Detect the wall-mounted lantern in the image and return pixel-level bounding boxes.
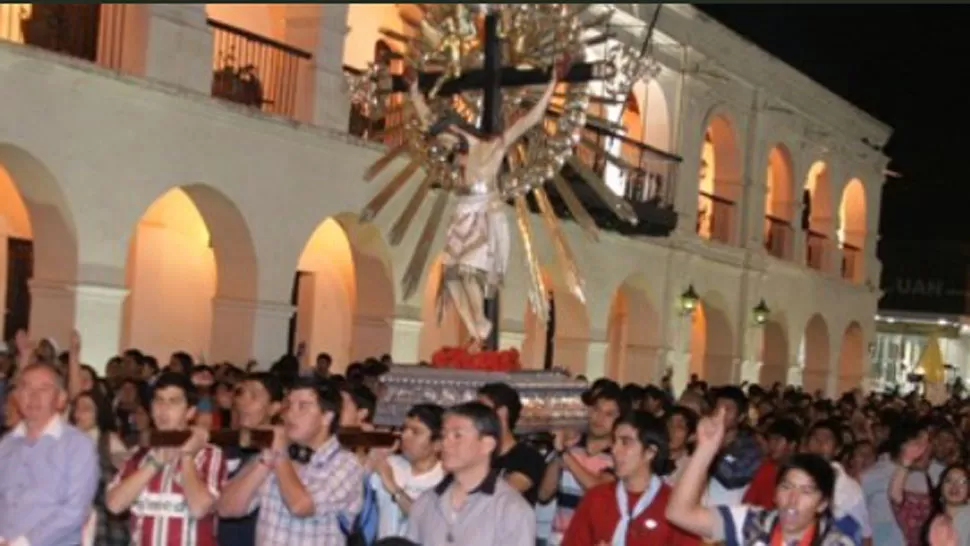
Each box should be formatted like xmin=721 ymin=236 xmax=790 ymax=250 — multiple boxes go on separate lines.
xmin=751 ymin=299 xmax=771 ymax=326
xmin=679 ymin=284 xmax=700 ymax=316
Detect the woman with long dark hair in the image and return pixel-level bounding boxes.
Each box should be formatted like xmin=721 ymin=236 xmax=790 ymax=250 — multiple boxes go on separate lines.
xmin=71 ymin=389 xmax=131 ymax=546
xmin=667 ymin=406 xmax=855 ymax=545
xmin=920 ymin=464 xmax=970 ymax=546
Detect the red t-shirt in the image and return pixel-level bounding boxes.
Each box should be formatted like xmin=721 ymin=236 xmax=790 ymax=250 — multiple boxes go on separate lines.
xmin=742 ymin=458 xmax=778 ymax=509
xmin=562 ymin=481 xmax=700 ymax=546
xmin=111 ymin=445 xmax=226 ymax=546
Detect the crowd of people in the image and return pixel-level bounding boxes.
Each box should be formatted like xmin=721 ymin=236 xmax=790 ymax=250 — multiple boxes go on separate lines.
xmin=0 ymin=330 xmax=968 ymax=546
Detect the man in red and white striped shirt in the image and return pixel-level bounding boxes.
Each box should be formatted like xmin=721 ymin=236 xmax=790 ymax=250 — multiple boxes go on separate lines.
xmin=107 ymin=372 xmax=227 ymax=546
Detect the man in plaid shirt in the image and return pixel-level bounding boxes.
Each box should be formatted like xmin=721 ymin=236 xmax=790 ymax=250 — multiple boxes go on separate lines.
xmin=218 ymin=378 xmax=364 ymax=546
xmin=106 ymin=372 xmax=226 ymax=546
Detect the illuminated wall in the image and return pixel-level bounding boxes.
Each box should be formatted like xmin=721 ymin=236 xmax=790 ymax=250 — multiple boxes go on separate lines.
xmin=123 ymin=189 xmax=216 ymax=362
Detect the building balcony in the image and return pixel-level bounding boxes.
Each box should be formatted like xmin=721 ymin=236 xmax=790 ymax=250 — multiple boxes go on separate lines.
xmin=841 ymin=241 xmax=861 ymax=283
xmin=0 ymin=4 xmax=126 ymax=70
xmin=764 ymin=215 xmax=793 ymax=260
xmin=208 ymin=18 xmax=312 ymax=120
xmin=696 ymin=191 xmax=735 ymax=245
xmin=806 ymin=230 xmax=829 ymax=272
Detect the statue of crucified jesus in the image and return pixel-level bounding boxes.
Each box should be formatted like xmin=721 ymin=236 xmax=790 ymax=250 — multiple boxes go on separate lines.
xmin=404 ymin=56 xmax=569 ymax=349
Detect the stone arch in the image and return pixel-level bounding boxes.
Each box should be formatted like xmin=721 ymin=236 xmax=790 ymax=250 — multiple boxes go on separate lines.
xmin=519 ymin=268 xmax=553 ymax=370
xmin=122 ymin=184 xmax=258 ymax=363
xmin=839 ymin=178 xmax=867 ymax=283
xmin=800 ymin=313 xmax=831 ymax=395
xmin=294 ymin=213 xmax=395 ymax=372
xmin=697 ymin=110 xmax=742 ymax=244
xmin=759 ymin=320 xmax=789 ymax=387
xmin=688 ymin=293 xmax=735 ymax=386
xmin=764 ymin=144 xmax=796 ymax=259
xmin=0 ymin=144 xmax=78 ymax=343
xmin=545 ymin=271 xmax=590 ymax=376
xmin=837 ymin=321 xmax=866 ymax=394
xmin=605 ymin=274 xmax=661 ymax=384
xmin=804 ymin=161 xmax=834 ymax=271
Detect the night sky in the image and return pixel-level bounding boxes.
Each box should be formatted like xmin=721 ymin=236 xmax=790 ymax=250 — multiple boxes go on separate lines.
xmin=696 ymin=5 xmax=968 ymax=245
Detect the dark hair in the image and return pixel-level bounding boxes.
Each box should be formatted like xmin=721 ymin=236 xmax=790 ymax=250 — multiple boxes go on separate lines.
xmin=666 ymin=405 xmax=699 ymax=454
xmin=446 ymin=401 xmax=501 ymax=450
xmin=316 ymin=352 xmax=332 ymax=365
xmin=290 ymin=377 xmax=342 ymax=434
xmin=713 ymin=385 xmax=749 ymax=416
xmin=340 ymin=383 xmax=377 ymax=423
xmin=582 ymin=378 xmax=620 ymax=406
xmin=143 ymin=356 xmax=160 ymax=375
xmin=72 ymin=389 xmax=117 ymax=433
xmin=153 ymin=371 xmax=199 ymax=407
xmin=615 ymin=411 xmax=676 ymax=476
xmin=766 ymin=417 xmax=804 ymax=445
xmin=590 ymin=383 xmax=631 ymax=416
xmin=407 ymin=403 xmax=445 ymax=440
xmin=777 ymin=452 xmax=837 ymax=505
xmin=886 ymin=417 xmax=927 ymax=459
xmin=243 ymin=372 xmax=284 ymax=402
xmin=478 ymin=382 xmax=523 ymax=430
xmin=169 ymin=351 xmax=194 ymax=374
xmin=124 ymin=349 xmax=145 ymax=367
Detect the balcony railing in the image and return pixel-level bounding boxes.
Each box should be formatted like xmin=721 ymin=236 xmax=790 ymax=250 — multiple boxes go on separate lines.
xmin=208 ymin=18 xmax=311 ymax=119
xmin=806 ymin=230 xmax=828 ymax=271
xmin=697 ymin=191 xmax=734 ymax=244
xmin=0 ymin=4 xmax=126 ymax=68
xmin=841 ymin=242 xmax=861 ymax=282
xmin=764 ymin=215 xmax=793 ymax=260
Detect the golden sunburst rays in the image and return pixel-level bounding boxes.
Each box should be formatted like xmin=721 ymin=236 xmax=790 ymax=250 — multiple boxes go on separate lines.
xmin=360 ymin=160 xmax=421 ymax=222
xmin=402 ymin=189 xmax=450 ymax=301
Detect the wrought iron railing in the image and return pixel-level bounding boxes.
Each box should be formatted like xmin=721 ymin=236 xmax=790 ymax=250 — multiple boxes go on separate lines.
xmin=697 ymin=191 xmax=734 ymax=244
xmin=806 ymin=230 xmax=828 ymax=271
xmin=208 ymin=18 xmax=311 ymax=119
xmin=764 ymin=215 xmax=793 ymax=260
xmin=841 ymin=242 xmax=861 ymax=282
xmin=0 ymin=4 xmax=125 ymax=68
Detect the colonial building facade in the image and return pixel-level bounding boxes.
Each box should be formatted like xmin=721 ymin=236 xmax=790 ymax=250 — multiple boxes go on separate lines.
xmin=0 ymin=4 xmax=890 ymax=395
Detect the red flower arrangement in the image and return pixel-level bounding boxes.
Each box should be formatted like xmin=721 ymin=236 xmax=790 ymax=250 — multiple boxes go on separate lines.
xmin=430 ymin=344 xmax=521 ymax=372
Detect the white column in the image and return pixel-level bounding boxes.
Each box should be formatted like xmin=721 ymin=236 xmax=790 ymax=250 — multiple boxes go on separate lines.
xmin=210 ymin=298 xmax=294 ymax=369
xmin=585 ymin=339 xmax=609 ymax=380
xmin=740 ymin=326 xmax=764 ymax=385
xmin=142 ymin=4 xmax=213 ymax=95
xmin=312 ymin=4 xmax=351 ymax=131
xmin=391 ymin=317 xmax=422 ymax=364
xmin=27 ymin=278 xmax=75 ymax=355
xmin=74 ymin=283 xmax=129 ymax=373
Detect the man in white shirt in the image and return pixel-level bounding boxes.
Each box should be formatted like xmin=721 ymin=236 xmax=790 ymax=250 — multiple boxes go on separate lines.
xmin=369 ymin=404 xmax=445 ymax=539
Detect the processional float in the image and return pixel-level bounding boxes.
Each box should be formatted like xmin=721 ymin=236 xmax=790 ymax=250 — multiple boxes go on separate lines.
xmin=344 ymin=4 xmax=679 ymax=434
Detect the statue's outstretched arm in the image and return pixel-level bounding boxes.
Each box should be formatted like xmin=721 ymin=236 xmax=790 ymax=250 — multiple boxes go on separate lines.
xmin=501 ymin=73 xmax=557 ymax=149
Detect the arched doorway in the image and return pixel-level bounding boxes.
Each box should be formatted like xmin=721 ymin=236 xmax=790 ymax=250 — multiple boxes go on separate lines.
xmin=804 ymin=161 xmax=833 ymax=272
xmin=697 ymin=114 xmax=742 ymax=245
xmin=0 ymin=145 xmax=77 ymax=346
xmin=837 ymin=322 xmax=865 ymax=393
xmin=294 ymin=214 xmax=395 ymax=371
xmin=688 ymin=299 xmax=735 ymax=386
xmin=759 ymin=320 xmax=789 ymax=387
xmin=123 ymin=185 xmax=257 ymax=363
xmin=764 ymin=145 xmax=795 ymax=260
xmin=800 ymin=314 xmax=831 ymax=395
xmin=549 ymin=281 xmax=589 ymax=376
xmin=418 ymin=254 xmax=468 ymax=361
xmin=605 ymin=275 xmax=660 ymax=384
xmin=839 ymin=179 xmax=867 ymax=284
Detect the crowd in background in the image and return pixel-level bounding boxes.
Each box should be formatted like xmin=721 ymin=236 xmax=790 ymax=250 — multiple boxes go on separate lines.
xmin=1 ymin=329 xmax=969 ymax=546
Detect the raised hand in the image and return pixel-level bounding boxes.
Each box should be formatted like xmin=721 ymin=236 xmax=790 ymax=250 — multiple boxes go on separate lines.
xmin=180 ymin=426 xmax=210 ymax=458
xmin=696 ymin=406 xmax=727 ymax=451
xmin=900 ymin=433 xmax=929 ymax=467
xmin=70 ymin=330 xmax=81 ymax=357
xmin=14 ymin=329 xmax=30 ymax=353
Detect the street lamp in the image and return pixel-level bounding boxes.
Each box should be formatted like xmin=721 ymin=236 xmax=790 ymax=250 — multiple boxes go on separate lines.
xmin=679 ymin=284 xmax=700 ymax=316
xmin=751 ymin=299 xmax=771 ymax=326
